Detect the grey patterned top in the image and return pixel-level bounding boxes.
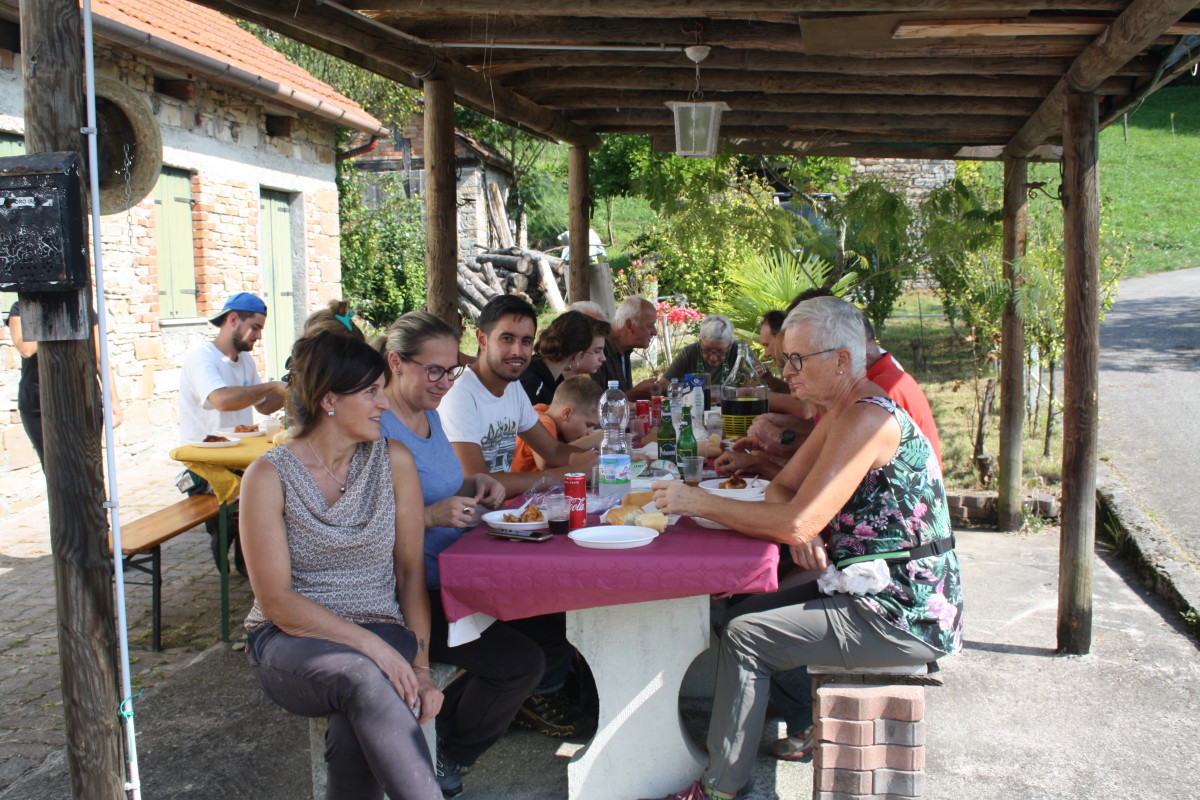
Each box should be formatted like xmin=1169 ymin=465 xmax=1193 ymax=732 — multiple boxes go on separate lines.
xmin=245 ymin=438 xmax=403 ymax=630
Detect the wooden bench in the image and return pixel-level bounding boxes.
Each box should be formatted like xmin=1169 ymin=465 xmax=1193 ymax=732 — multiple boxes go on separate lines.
xmin=111 ymin=494 xmax=222 ymax=651
xmin=309 ymin=662 xmax=464 ymax=799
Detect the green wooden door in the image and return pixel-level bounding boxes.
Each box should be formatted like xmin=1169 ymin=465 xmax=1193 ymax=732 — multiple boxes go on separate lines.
xmin=259 ymin=189 xmax=295 ymax=380
xmin=0 ymin=134 xmax=25 ymax=313
xmin=153 ymin=167 xmax=198 ymax=319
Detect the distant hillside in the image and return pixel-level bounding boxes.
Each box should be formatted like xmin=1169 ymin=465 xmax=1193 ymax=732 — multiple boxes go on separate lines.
xmin=1099 ymin=83 xmax=1200 ymax=277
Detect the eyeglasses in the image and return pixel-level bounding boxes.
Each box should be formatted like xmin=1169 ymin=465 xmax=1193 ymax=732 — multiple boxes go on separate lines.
xmin=701 ymin=346 xmax=730 ymax=359
xmin=780 ymin=349 xmax=837 ymax=372
xmin=402 ymin=356 xmax=466 ymax=383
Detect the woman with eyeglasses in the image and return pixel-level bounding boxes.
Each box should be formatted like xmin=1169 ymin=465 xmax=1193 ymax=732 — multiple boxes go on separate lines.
xmin=646 ymin=297 xmax=961 ymax=800
xmin=661 ymin=313 xmax=740 ymax=385
xmin=374 ymin=312 xmax=568 ymax=798
xmin=518 ymin=310 xmax=610 ymax=405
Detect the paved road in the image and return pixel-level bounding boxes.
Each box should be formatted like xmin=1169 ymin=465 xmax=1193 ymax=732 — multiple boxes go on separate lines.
xmin=1099 ymin=266 xmax=1200 ymax=578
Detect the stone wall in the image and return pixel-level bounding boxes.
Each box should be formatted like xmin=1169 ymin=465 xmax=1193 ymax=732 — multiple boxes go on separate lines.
xmin=0 ymin=44 xmax=343 ymax=514
xmin=852 ymin=158 xmax=955 ymax=201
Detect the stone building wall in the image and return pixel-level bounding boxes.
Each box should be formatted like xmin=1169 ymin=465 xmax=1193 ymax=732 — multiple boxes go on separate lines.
xmin=851 ymin=158 xmax=956 ymax=201
xmin=0 ymin=44 xmax=343 ymax=514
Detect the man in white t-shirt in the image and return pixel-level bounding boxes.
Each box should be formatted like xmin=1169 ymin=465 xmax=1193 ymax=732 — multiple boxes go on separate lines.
xmin=177 ymin=292 xmax=286 ymax=443
xmin=441 ymin=295 xmax=597 ymax=500
xmin=177 ymin=292 xmax=286 ymax=574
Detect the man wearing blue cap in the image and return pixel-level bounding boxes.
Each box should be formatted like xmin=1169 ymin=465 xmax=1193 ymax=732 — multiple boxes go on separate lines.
xmin=177 ymin=292 xmax=287 ymax=573
xmin=177 ymin=292 xmax=286 ymax=442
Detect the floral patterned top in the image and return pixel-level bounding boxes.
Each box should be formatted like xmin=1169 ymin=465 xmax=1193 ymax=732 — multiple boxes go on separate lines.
xmin=827 ymin=396 xmax=963 ymax=655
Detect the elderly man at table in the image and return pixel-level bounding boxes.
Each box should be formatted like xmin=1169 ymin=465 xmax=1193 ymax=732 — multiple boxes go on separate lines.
xmin=177 ymin=292 xmax=287 ymax=572
xmin=439 ymin=294 xmax=598 ymax=500
xmin=590 ymin=295 xmax=663 ymax=401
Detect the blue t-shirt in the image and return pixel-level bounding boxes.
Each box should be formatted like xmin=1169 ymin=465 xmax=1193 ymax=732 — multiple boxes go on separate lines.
xmin=379 ymin=408 xmax=465 ymax=589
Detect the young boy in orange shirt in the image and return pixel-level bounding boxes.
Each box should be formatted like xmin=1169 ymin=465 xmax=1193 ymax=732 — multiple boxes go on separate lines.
xmin=512 ymin=376 xmax=603 ymax=472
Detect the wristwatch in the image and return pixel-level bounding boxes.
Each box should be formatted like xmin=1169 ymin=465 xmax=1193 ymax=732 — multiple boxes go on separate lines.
xmin=780 ymin=429 xmax=797 ymax=446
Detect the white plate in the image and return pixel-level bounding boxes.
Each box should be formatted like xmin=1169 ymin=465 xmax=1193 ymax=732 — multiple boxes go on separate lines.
xmin=699 ymin=477 xmax=767 ymax=497
xmin=482 ymin=508 xmax=548 ymax=531
xmin=187 ymin=439 xmax=240 ymax=448
xmin=693 ymin=516 xmax=731 ymax=530
xmin=569 ymin=525 xmax=658 ymax=550
xmin=217 ymin=426 xmax=265 ymax=438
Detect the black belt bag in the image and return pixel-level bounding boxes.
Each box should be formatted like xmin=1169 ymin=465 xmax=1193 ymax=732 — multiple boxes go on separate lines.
xmin=834 ymin=534 xmax=956 ymax=571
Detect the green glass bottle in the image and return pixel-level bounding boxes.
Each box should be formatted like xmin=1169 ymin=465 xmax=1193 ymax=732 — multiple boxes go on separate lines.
xmin=677 ymin=405 xmax=697 ymax=464
xmin=658 ymin=398 xmax=678 ymax=466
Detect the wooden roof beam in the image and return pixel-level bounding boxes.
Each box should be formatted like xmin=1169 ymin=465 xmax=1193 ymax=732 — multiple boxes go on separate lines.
xmin=506 ymin=67 xmax=1133 ymax=98
xmin=567 ymin=108 xmax=1030 ymax=137
xmin=705 ymin=137 xmax=1062 ymax=161
xmin=192 ymin=0 xmax=600 ymax=149
xmin=895 ymin=17 xmax=1200 ymax=38
xmin=350 ymin=1 xmax=1130 ymax=18
xmin=1007 ymin=0 xmax=1200 ymax=157
xmin=464 ymin=50 xmax=1125 ymax=78
xmin=529 ymin=89 xmax=1043 ymax=117
xmin=599 ymin=123 xmax=1016 ymax=144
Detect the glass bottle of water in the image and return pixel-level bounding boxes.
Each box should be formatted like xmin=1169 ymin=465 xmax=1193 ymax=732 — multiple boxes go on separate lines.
xmin=598 ymin=380 xmax=631 ymax=498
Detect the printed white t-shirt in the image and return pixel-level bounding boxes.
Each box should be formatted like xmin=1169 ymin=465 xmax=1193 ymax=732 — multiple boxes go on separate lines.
xmin=439 ymin=367 xmax=539 ymax=473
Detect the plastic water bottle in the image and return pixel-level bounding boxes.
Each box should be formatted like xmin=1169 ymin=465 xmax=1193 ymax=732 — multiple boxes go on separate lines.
xmin=670 ymin=377 xmax=684 ymax=432
xmin=598 ymin=380 xmax=631 ymax=498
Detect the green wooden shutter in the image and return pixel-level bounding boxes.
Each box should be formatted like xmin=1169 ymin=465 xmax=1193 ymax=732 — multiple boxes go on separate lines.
xmin=259 ymin=189 xmax=295 ymax=380
xmin=0 ymin=134 xmax=25 ymax=312
xmin=153 ymin=167 xmax=197 ymax=319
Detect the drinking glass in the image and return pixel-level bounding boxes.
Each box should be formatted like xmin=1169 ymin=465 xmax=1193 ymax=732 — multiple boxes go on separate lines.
xmin=544 ymin=492 xmax=569 ymax=535
xmin=681 ymin=456 xmax=704 ymax=487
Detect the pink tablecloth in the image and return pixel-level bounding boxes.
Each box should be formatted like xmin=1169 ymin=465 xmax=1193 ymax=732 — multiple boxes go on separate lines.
xmin=437 ymin=516 xmax=779 ymax=623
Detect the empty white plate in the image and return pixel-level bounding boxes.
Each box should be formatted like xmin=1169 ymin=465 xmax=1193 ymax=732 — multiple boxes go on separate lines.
xmin=569 ymin=525 xmax=658 ymax=550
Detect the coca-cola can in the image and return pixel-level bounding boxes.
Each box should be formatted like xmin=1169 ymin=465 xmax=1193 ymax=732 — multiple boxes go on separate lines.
xmin=650 ymin=396 xmax=663 ymax=430
xmin=565 ymin=473 xmax=587 ymax=529
xmin=634 ymin=399 xmax=651 ymax=441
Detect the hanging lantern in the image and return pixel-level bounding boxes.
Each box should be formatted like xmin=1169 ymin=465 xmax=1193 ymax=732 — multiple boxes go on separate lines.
xmin=667 ymin=100 xmax=729 ymax=158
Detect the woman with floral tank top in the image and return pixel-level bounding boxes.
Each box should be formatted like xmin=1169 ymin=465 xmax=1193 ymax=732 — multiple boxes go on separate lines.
xmin=239 ymin=333 xmax=442 ymax=800
xmin=648 ymin=297 xmax=963 ymax=800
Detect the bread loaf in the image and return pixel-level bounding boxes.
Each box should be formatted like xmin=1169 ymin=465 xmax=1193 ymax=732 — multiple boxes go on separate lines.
xmin=623 ymin=490 xmax=654 ymax=509
xmin=636 ymin=511 xmax=668 ymax=533
xmin=605 ymin=505 xmax=639 ymax=525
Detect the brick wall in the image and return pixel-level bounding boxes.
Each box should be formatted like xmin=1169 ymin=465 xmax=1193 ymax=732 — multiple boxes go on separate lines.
xmin=0 ymin=44 xmax=344 ymax=514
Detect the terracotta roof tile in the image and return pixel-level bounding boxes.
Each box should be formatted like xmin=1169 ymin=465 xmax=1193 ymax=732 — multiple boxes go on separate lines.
xmin=94 ymin=0 xmax=383 ymax=132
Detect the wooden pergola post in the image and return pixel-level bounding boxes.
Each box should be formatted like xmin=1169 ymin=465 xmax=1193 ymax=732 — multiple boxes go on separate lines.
xmin=21 ymin=0 xmax=124 ymax=797
xmin=423 ymin=78 xmax=458 ymax=326
xmin=997 ymin=157 xmax=1029 ymax=531
xmin=567 ymin=145 xmax=590 ymax=304
xmin=1058 ymin=90 xmax=1100 ymax=655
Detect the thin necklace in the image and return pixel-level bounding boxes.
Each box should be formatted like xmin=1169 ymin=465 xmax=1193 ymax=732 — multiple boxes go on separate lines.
xmin=307 ymin=440 xmax=348 ymax=493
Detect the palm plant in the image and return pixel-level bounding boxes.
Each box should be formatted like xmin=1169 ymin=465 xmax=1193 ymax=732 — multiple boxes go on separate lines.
xmin=716 ymin=248 xmax=856 ymax=342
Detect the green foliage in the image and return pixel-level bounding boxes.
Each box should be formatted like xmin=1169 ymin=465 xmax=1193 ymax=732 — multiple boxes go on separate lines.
xmin=337 ymin=159 xmax=427 ymax=328
xmin=238 ymin=22 xmax=418 ymax=130
xmin=790 ymin=180 xmax=919 ymax=330
xmin=919 ymin=178 xmax=1007 ymax=355
xmin=715 ymin=249 xmax=856 ymax=340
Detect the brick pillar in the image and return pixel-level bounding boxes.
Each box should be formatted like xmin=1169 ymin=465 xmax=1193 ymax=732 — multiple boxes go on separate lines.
xmin=813 ymin=683 xmax=927 ymax=800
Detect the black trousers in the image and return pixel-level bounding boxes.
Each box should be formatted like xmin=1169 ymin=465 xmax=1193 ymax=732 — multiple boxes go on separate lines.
xmin=427 ymin=590 xmax=572 ymax=766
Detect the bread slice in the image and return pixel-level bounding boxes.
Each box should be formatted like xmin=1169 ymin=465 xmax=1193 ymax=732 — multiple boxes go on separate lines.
xmin=622 ymin=490 xmax=654 ymax=508
xmin=636 ymin=511 xmax=668 ymax=533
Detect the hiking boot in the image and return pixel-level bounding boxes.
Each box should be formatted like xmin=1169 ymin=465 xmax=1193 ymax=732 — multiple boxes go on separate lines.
xmin=767 ymin=725 xmax=815 ymax=761
xmin=512 ymin=689 xmax=593 ymax=738
xmin=434 ymin=737 xmax=465 ymax=798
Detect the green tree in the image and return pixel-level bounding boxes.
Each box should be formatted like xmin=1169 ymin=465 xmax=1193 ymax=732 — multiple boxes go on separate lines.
xmin=337 ymin=158 xmax=427 ymax=328
xmin=715 ymin=248 xmax=856 ymax=341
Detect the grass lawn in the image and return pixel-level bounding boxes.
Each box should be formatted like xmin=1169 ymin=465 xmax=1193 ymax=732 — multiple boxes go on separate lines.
xmin=882 ymin=291 xmax=1062 ymax=494
xmin=1098 ymin=84 xmax=1200 ymax=277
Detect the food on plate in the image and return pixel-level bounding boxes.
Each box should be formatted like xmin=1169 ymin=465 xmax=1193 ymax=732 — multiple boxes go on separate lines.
xmin=234 ymin=424 xmax=259 ymax=433
xmin=504 ymin=504 xmax=544 ymax=523
xmin=203 ymin=434 xmax=230 ymax=443
xmin=603 ymin=490 xmax=669 ymax=529
xmin=719 ymin=475 xmax=747 ymax=490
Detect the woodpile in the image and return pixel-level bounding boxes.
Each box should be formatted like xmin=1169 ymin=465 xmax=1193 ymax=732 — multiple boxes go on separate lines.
xmin=457 ymin=246 xmax=568 ymax=321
